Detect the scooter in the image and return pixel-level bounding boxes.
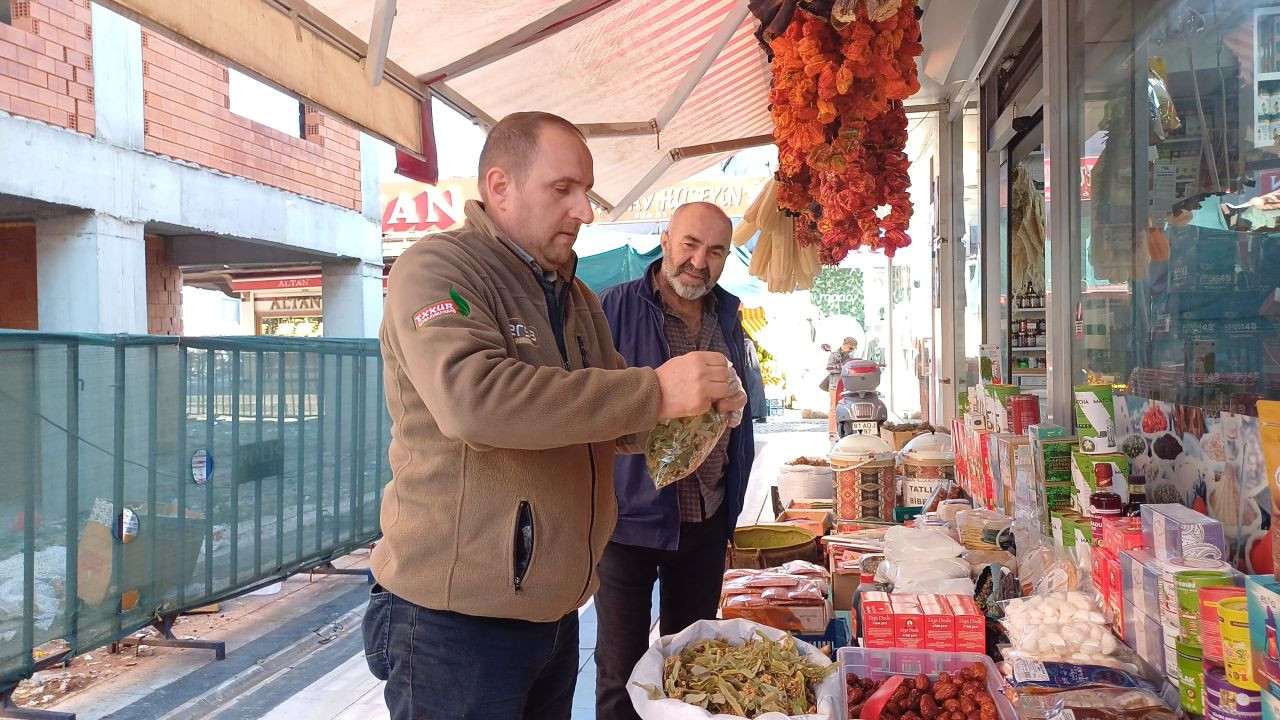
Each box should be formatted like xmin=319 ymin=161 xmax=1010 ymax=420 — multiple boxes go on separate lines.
xmin=834 ymin=358 xmax=888 ymax=438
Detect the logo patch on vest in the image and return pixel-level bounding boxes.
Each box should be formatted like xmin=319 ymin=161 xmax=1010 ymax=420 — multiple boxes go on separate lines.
xmin=413 ymin=288 xmax=471 ymax=330
xmin=508 ymin=318 xmax=539 ymax=346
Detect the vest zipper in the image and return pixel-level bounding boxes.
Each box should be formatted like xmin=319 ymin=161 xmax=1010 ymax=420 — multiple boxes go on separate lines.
xmin=576 ymin=335 xmax=596 ymax=605
xmin=513 ymin=500 xmax=534 ymax=591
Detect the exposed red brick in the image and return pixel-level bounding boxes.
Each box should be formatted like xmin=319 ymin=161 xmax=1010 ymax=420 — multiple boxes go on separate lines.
xmin=0 ymin=224 xmax=39 ymax=330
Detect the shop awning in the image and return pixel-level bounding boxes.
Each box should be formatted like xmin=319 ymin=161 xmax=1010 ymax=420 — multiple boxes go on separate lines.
xmin=101 ymin=0 xmax=775 ymax=214
xmin=740 ymin=306 xmax=767 ymax=339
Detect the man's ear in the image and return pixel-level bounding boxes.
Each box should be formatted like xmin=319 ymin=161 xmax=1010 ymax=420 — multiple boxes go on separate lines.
xmin=484 ymin=167 xmax=511 ymax=209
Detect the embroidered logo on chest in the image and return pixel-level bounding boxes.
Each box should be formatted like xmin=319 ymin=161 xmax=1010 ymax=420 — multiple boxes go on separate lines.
xmin=508 ymin=318 xmax=539 ymax=346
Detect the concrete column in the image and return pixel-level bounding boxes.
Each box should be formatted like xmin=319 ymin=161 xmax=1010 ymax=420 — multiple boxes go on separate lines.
xmin=37 ymin=212 xmax=147 ymax=333
xmin=359 ymin=133 xmax=383 ymax=225
xmin=322 ymin=260 xmax=383 ymax=338
xmin=90 ymin=3 xmax=145 ymax=150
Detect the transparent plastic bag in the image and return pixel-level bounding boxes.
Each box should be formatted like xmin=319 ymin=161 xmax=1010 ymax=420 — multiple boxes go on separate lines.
xmin=646 ymin=411 xmax=730 ymax=490
xmin=644 ymin=369 xmax=741 ymax=490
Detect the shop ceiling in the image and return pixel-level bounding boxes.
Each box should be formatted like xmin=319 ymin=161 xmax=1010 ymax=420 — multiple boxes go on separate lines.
xmin=97 ymin=0 xmax=1024 ymax=213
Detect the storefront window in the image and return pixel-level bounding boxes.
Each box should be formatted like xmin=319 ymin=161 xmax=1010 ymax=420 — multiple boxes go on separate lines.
xmin=960 ymin=109 xmax=984 ymax=390
xmin=1072 ymin=0 xmax=1280 ymax=414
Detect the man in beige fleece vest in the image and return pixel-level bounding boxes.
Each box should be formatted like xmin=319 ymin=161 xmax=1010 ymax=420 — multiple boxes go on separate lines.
xmin=363 ymin=111 xmax=746 ymax=720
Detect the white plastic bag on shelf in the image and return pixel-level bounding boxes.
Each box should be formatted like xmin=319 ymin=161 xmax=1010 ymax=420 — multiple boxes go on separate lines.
xmin=883 ymin=525 xmax=964 ymax=563
xmin=627 ymin=619 xmax=842 ymax=720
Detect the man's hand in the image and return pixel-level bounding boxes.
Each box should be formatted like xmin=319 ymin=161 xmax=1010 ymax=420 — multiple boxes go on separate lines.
xmin=655 ymin=351 xmax=739 ymax=421
xmin=718 ymin=373 xmax=747 ymax=427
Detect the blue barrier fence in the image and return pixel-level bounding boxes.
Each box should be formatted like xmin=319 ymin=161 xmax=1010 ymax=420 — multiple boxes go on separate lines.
xmin=0 ymin=331 xmax=389 ymax=693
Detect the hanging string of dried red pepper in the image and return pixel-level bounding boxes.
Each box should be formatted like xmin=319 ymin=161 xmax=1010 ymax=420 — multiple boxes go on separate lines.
xmin=769 ymin=1 xmax=922 ymax=262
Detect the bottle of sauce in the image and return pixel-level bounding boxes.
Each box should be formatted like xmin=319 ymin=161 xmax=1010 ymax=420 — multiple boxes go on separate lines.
xmin=1089 ymin=462 xmax=1122 ymax=546
xmin=1125 ymin=473 xmax=1146 ymax=516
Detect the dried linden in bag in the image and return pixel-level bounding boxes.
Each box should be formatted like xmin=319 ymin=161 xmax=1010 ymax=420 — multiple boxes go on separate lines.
xmin=645 ymin=411 xmax=729 ymax=490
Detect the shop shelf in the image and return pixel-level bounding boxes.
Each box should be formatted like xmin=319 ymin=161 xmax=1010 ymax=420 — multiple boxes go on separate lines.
xmin=838 ymin=647 xmax=1018 ymax=720
xmin=1011 ymin=347 xmax=1046 ymax=352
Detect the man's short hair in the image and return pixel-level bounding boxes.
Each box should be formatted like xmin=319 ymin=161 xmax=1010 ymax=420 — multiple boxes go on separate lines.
xmin=477 ymin=112 xmax=584 ymax=193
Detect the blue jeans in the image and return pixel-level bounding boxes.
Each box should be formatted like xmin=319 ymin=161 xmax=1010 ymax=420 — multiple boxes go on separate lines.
xmin=362 ymin=585 xmax=579 ymax=720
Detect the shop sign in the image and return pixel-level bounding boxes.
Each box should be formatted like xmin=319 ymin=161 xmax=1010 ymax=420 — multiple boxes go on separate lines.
xmin=381 ymin=179 xmax=480 ymax=234
xmin=599 ymin=179 xmax=768 ymax=222
xmin=1260 ymin=170 xmax=1280 ymax=193
xmin=237 ymin=439 xmax=284 ymax=483
xmin=255 ymin=296 xmax=323 ymax=317
xmin=231 ymin=276 xmax=323 ymax=292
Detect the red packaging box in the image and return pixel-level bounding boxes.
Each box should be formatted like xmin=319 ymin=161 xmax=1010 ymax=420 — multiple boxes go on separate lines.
xmin=1101 ymin=549 xmax=1124 ymax=621
xmin=1091 ymin=547 xmax=1111 ymax=600
xmin=918 ymin=594 xmax=956 ymax=652
xmin=891 ymin=595 xmax=925 ymax=649
xmin=862 ymin=591 xmax=894 ymax=649
xmin=1101 ymin=516 xmax=1145 ymax=555
xmin=944 ymin=594 xmax=985 ymax=654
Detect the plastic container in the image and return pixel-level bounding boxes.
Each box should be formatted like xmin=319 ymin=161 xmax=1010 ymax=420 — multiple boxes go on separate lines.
xmin=1176 ymin=570 xmax=1236 ymax=644
xmin=830 ymin=434 xmax=896 ymax=522
xmin=1205 ymin=665 xmax=1263 ymax=719
xmin=1201 ymin=586 xmax=1246 ymax=666
xmin=1161 ymin=556 xmax=1233 ymax=625
xmin=896 ymin=432 xmax=955 ymax=508
xmin=1177 ymin=640 xmax=1205 ymax=714
xmin=1219 ymin=596 xmax=1260 ymax=691
xmin=838 ymin=646 xmax=1017 ymax=720
xmin=937 ymin=498 xmax=971 ymax=524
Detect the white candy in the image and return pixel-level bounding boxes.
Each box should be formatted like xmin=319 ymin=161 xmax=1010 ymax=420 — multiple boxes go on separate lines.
xmin=1088 ymin=625 xmax=1105 ymax=641
xmin=1061 ymin=626 xmax=1085 ymax=645
xmin=1045 ymin=632 xmax=1066 ymax=650
xmin=1088 ymin=612 xmax=1106 ymax=624
xmin=1073 ymin=607 xmax=1093 ymax=621
xmin=1079 ymin=640 xmax=1103 ymax=655
xmin=1067 ymin=591 xmax=1092 ymax=609
xmin=1070 ymin=653 xmax=1093 ymax=663
xmin=1101 ymin=634 xmax=1117 ymax=653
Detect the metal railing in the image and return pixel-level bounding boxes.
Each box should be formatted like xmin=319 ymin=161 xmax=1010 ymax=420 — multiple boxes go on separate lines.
xmin=0 ymin=331 xmax=389 ymax=694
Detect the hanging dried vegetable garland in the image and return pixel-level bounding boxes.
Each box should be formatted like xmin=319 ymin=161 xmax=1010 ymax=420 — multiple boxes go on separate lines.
xmin=768 ymin=0 xmax=922 ymax=262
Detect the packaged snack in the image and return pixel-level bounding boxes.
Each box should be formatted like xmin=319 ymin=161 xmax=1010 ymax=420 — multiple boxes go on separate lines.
xmin=1006 ymin=658 xmax=1158 ymax=693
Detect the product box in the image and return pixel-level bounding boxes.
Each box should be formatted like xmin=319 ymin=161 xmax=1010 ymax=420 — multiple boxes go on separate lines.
xmin=944 ymin=594 xmax=985 ymax=654
xmin=1264 ymin=689 xmax=1280 ymax=720
xmin=1092 ymin=546 xmax=1112 ymax=601
xmin=1074 ymin=384 xmax=1119 ymax=454
xmin=1102 ymin=516 xmax=1145 ymax=555
xmin=1032 ymin=437 xmax=1078 ymax=488
xmin=996 ymin=436 xmax=1031 ymax=518
xmin=881 ymin=426 xmax=925 ymax=451
xmin=1121 ymin=548 xmax=1164 ymax=621
xmin=1261 ymin=401 xmax=1280 ymax=580
xmin=776 ymin=509 xmax=834 ymax=538
xmin=918 ymin=594 xmax=956 ymax=652
xmin=721 ymin=602 xmax=831 ymax=634
xmin=1140 ymin=504 xmax=1227 ymax=562
xmin=861 ymin=591 xmax=894 ymax=649
xmin=1122 ymin=598 xmax=1166 ymax=674
xmin=1027 ymin=423 xmax=1068 ymax=441
xmin=980 ymin=383 xmax=1021 ymax=433
xmin=1044 ymin=482 xmax=1074 ymax=511
xmin=1247 ymin=575 xmax=1280 ymax=696
xmin=1071 ymin=452 xmax=1130 ymax=512
xmin=891 ymin=594 xmax=925 ymax=650
xmin=1102 ymin=550 xmax=1124 ymax=619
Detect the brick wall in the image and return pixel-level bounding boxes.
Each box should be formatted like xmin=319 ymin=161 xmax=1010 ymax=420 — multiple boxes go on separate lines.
xmin=0 ymin=0 xmax=95 ymax=134
xmin=0 ymin=224 xmax=38 ymax=330
xmin=141 ymin=32 xmax=362 ymax=211
xmin=145 ymin=234 xmax=181 ymax=335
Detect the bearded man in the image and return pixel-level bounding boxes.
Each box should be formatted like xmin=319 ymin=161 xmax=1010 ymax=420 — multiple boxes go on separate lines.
xmin=594 ymin=202 xmax=757 ymax=720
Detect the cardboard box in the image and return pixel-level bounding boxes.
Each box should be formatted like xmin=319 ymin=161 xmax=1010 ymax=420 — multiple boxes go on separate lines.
xmin=1122 ymin=598 xmax=1166 ymax=674
xmin=1036 ymin=438 xmax=1078 ymax=485
xmin=945 ymin=594 xmax=985 ymax=654
xmin=1140 ymin=504 xmax=1227 ymax=562
xmin=891 ymin=595 xmax=925 ymax=649
xmin=881 ymin=426 xmax=925 ymax=451
xmin=1102 ymin=516 xmax=1145 ymax=555
xmin=996 ymin=435 xmax=1031 ymax=518
xmin=827 ymin=546 xmax=864 ymax=613
xmin=776 ymin=509 xmax=834 ymax=538
xmin=721 ymin=603 xmax=832 ymax=634
xmin=1101 ymin=549 xmax=1124 ymax=620
xmin=862 ymin=591 xmax=894 ymax=649
xmin=918 ymin=594 xmax=956 ymax=652
xmin=1028 ymin=423 xmax=1068 ymax=440
xmin=1120 ymin=548 xmax=1164 ymax=621
xmin=1247 ymin=575 xmax=1280 ymax=696
xmin=1071 ymin=452 xmax=1131 ymax=512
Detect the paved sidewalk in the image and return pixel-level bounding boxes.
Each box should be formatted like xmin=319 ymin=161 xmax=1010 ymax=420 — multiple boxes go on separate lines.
xmin=41 ymin=423 xmax=827 ymax=720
